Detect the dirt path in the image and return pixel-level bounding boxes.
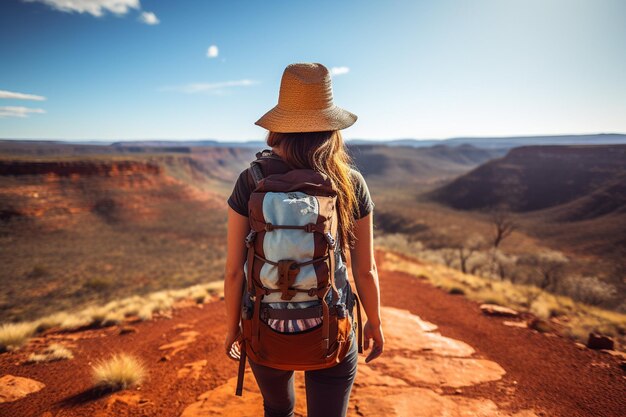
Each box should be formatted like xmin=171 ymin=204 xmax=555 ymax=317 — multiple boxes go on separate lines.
xmin=1 ymin=250 xmax=624 ymax=417
xmin=374 ymin=251 xmax=626 ymax=417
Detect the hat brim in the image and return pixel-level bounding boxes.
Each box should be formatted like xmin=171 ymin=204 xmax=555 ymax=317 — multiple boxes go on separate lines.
xmin=254 ymin=104 xmax=357 ymax=133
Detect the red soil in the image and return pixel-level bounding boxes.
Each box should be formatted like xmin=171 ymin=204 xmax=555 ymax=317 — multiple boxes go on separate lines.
xmin=0 ymin=250 xmax=624 ymax=417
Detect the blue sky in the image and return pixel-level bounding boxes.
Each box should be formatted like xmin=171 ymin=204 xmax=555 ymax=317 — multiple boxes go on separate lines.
xmin=1 ymin=0 xmax=625 ymax=142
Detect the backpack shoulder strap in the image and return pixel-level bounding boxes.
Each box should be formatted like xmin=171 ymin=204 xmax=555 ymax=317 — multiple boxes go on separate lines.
xmin=249 ymin=161 xmax=264 ymax=188
xmin=249 ymin=149 xmax=287 ymax=187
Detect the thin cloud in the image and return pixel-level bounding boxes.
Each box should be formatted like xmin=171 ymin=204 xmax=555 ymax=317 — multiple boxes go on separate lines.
xmin=23 ymin=0 xmax=140 ymax=17
xmin=0 ymin=90 xmax=46 ymax=101
xmin=161 ymin=79 xmax=258 ymax=94
xmin=139 ymin=11 xmax=159 ymax=25
xmin=207 ymin=45 xmax=219 ymax=58
xmin=0 ymin=106 xmax=46 ymax=118
xmin=330 ymin=66 xmax=350 ymax=76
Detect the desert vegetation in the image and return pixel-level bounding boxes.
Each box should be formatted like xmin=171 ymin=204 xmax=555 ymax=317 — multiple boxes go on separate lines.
xmin=0 ymin=321 xmax=38 ymax=352
xmin=91 ymin=352 xmax=146 ymax=391
xmin=0 ymin=281 xmax=223 ymax=353
xmin=377 ymin=232 xmax=620 ymax=311
xmin=25 ymin=343 xmax=73 ymax=363
xmin=377 ymin=242 xmax=626 ymax=348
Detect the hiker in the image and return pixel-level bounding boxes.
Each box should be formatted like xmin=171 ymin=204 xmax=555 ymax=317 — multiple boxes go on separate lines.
xmin=223 ymin=62 xmax=384 ymax=417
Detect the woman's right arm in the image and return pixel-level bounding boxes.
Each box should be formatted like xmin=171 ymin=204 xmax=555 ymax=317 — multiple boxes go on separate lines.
xmin=223 ymin=206 xmax=250 ymax=360
xmin=349 ymin=211 xmax=384 ymax=363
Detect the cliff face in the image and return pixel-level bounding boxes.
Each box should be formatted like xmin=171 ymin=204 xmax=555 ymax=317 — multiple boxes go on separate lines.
xmin=425 ymin=144 xmax=626 ymax=217
xmin=0 ymin=151 xmax=247 ymax=323
xmin=0 ymin=160 xmax=162 ymax=177
xmin=0 ymin=152 xmax=246 ymax=228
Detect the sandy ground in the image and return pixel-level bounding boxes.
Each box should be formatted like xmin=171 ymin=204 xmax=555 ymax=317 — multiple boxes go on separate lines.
xmin=1 ymin=250 xmax=625 ymax=417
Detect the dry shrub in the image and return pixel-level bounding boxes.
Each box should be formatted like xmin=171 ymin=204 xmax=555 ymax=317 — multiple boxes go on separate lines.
xmin=0 ymin=322 xmax=37 ymax=352
xmin=4 ymin=280 xmax=226 ymax=350
xmin=59 ymin=314 xmax=92 ymax=331
xmin=92 ymin=352 xmax=146 ymax=391
xmin=26 ymin=343 xmax=73 ymax=363
xmin=34 ymin=311 xmax=71 ymax=333
xmin=102 ymin=310 xmax=125 ymax=326
xmin=559 ymin=275 xmax=617 ymax=307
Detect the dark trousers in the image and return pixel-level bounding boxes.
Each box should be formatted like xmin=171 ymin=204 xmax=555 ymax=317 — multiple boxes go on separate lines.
xmin=247 ymin=331 xmax=359 ymax=417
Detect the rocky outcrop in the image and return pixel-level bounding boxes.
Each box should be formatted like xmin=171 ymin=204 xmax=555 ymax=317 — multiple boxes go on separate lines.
xmin=0 ymin=160 xmax=161 ymax=177
xmin=480 ymin=303 xmax=520 ymax=318
xmin=587 ymin=333 xmax=615 ymax=350
xmin=0 ymin=375 xmax=45 ymax=403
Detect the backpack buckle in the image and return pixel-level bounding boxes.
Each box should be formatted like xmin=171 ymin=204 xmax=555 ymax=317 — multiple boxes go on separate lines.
xmin=244 ymin=230 xmax=257 ymax=248
xmin=324 ymin=232 xmax=336 ymax=249
xmin=277 ymin=260 xmax=300 ymax=301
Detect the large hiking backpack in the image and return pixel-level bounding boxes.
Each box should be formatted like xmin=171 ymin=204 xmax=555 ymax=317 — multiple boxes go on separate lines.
xmin=236 ymin=150 xmax=363 ymax=396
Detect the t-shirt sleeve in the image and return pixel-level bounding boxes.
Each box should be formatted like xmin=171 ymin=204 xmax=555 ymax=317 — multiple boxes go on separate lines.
xmin=227 ymin=168 xmax=253 ymax=217
xmin=351 ymin=169 xmax=375 ymax=220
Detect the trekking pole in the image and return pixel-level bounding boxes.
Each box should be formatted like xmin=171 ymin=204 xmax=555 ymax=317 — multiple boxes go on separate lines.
xmin=235 ymin=340 xmax=246 ymax=396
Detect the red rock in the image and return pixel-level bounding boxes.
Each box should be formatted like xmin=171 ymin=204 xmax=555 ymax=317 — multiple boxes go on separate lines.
xmin=0 ymin=375 xmax=45 ymax=403
xmin=586 ymin=333 xmax=614 ymax=350
xmin=480 ymin=304 xmax=520 ymax=317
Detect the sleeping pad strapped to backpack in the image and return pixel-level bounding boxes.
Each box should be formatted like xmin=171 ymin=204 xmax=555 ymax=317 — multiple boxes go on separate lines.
xmin=235 ymin=150 xmax=363 ymax=396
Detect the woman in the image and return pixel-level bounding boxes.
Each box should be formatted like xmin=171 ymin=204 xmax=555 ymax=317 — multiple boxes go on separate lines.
xmin=223 ymin=63 xmax=384 ymax=417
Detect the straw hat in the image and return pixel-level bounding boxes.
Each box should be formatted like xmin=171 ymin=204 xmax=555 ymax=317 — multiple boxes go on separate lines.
xmin=254 ymin=63 xmax=357 ymax=132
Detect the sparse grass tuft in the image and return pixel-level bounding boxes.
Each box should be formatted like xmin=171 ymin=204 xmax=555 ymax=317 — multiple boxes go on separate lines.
xmin=59 ymin=314 xmax=92 ymax=331
xmin=3 ymin=281 xmax=225 ymax=349
xmin=26 ymin=343 xmax=73 ymax=363
xmin=102 ymin=310 xmax=125 ymax=326
xmin=137 ymin=304 xmax=154 ymax=321
xmin=0 ymin=322 xmax=38 ymax=352
xmin=92 ymin=352 xmax=146 ymax=391
xmin=33 ymin=312 xmax=68 ymax=333
xmin=81 ymin=306 xmax=109 ymax=325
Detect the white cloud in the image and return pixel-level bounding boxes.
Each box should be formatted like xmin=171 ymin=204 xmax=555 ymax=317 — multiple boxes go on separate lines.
xmin=207 ymin=45 xmax=219 ymax=58
xmin=0 ymin=90 xmax=46 ymax=101
xmin=23 ymin=0 xmax=140 ymax=17
xmin=0 ymin=106 xmax=46 ymax=118
xmin=161 ymin=79 xmax=258 ymax=94
xmin=330 ymin=66 xmax=350 ymax=76
xmin=139 ymin=11 xmax=159 ymax=25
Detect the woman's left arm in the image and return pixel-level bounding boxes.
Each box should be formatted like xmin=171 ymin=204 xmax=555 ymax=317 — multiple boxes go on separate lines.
xmin=223 ymin=206 xmax=250 ymax=359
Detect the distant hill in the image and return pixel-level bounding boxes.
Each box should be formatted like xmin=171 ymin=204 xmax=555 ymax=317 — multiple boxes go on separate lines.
xmin=425 ymin=144 xmax=626 ymax=216
xmin=347 ymin=143 xmax=508 ymax=185
xmin=349 ymin=133 xmax=626 ymax=149
xmin=4 ymin=133 xmax=626 ymax=152
xmin=423 ymin=144 xmax=626 ymax=259
xmin=110 ymin=140 xmax=264 ymax=148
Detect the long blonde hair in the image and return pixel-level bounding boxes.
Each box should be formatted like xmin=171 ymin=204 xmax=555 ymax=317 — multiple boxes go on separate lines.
xmin=267 ymin=130 xmax=358 ymax=252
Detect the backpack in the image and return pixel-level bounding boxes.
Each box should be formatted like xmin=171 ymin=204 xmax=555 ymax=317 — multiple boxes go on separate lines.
xmin=235 ymin=150 xmax=363 ymax=396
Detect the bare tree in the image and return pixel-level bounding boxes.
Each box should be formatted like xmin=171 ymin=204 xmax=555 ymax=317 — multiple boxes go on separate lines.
xmin=439 ymin=234 xmax=486 ymax=274
xmin=518 ymin=251 xmax=569 ymax=291
xmin=486 ymin=204 xmax=518 ymax=278
xmin=456 ymin=234 xmax=486 ymax=274
xmin=493 ymin=249 xmax=518 ymax=281
xmin=489 ymin=204 xmax=518 ymax=249
xmin=441 ymin=248 xmax=456 ymax=268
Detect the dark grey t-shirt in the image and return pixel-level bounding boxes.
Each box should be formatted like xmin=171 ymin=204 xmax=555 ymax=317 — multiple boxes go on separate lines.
xmin=227 ymin=159 xmax=375 ymax=220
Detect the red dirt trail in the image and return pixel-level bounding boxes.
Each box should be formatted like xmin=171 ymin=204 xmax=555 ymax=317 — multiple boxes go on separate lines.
xmin=1 ymin=250 xmax=624 ymax=417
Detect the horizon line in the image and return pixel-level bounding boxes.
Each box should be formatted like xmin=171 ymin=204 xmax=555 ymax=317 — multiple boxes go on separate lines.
xmin=1 ymin=132 xmax=625 ymax=144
